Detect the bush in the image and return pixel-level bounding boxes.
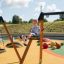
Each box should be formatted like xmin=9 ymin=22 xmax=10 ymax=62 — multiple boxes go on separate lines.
xmin=61 ymin=42 xmax=64 ymax=46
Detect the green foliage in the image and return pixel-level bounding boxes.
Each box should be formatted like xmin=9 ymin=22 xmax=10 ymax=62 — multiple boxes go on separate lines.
xmin=28 ymin=18 xmax=48 ymax=23
xmin=44 ymin=18 xmax=48 ymax=22
xmin=22 ymin=21 xmax=28 ymax=23
xmin=0 ymin=16 xmax=3 ymax=24
xmin=1 ymin=21 xmax=64 ymax=34
xmin=44 ymin=21 xmax=64 ymax=32
xmin=54 ymin=14 xmax=64 ymax=22
xmin=12 ymin=15 xmax=22 ymax=24
xmin=61 ymin=42 xmax=64 ymax=46
xmin=59 ymin=14 xmax=64 ymax=20
xmin=29 ymin=19 xmax=33 ymax=23
xmin=0 ymin=21 xmax=3 ymax=24
xmin=0 ymin=20 xmax=6 ymax=24
xmin=8 ymin=21 xmax=12 ymax=24
xmin=54 ymin=19 xmax=61 ymax=22
xmin=19 ymin=18 xmax=22 ymax=23
xmin=37 ymin=43 xmax=40 ymax=46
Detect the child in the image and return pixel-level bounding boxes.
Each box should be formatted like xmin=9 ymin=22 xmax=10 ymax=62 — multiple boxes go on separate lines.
xmin=21 ymin=19 xmax=40 ymax=46
xmin=28 ymin=19 xmax=40 ymax=38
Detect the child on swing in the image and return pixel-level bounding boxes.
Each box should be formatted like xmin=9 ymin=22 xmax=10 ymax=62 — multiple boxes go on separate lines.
xmin=21 ymin=19 xmax=40 ymax=46
xmin=28 ymin=19 xmax=40 ymax=38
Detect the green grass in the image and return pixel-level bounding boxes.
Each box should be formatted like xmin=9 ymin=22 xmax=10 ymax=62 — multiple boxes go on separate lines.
xmin=0 ymin=23 xmax=32 ymax=34
xmin=49 ymin=45 xmax=64 ymax=56
xmin=0 ymin=21 xmax=64 ymax=34
xmin=44 ymin=21 xmax=64 ymax=32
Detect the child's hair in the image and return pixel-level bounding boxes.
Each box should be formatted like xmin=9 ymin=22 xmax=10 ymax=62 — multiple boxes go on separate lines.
xmin=32 ymin=19 xmax=37 ymax=22
xmin=32 ymin=19 xmax=39 ymax=25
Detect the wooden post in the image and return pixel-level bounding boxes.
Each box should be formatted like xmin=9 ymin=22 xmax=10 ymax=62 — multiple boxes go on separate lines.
xmin=38 ymin=12 xmax=44 ymax=64
xmin=39 ymin=20 xmax=43 ymax=64
xmin=21 ymin=39 xmax=32 ymax=64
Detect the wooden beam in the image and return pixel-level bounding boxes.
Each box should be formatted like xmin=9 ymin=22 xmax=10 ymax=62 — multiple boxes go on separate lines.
xmin=39 ymin=20 xmax=44 ymax=64
xmin=21 ymin=38 xmax=32 ymax=64
xmin=43 ymin=11 xmax=64 ymax=15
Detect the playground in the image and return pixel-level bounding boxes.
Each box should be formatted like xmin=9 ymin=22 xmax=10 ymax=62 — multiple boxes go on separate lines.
xmin=0 ymin=11 xmax=64 ymax=64
xmin=0 ymin=38 xmax=64 ymax=64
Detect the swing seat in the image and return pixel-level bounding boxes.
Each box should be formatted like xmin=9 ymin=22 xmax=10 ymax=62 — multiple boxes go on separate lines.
xmin=0 ymin=48 xmax=6 ymax=53
xmin=30 ymin=36 xmax=51 ymax=42
xmin=29 ymin=36 xmax=40 ymax=40
xmin=6 ymin=42 xmax=22 ymax=48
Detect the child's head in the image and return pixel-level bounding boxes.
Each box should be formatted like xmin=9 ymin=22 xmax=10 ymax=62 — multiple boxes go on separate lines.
xmin=32 ymin=19 xmax=38 ymax=25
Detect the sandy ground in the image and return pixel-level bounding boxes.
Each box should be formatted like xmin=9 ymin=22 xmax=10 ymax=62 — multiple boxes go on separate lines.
xmin=0 ymin=39 xmax=64 ymax=64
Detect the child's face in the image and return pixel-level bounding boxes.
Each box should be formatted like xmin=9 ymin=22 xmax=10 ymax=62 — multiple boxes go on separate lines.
xmin=32 ymin=20 xmax=37 ymax=25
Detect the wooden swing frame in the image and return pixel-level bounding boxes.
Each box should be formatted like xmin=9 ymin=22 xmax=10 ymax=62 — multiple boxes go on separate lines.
xmin=0 ymin=11 xmax=64 ymax=64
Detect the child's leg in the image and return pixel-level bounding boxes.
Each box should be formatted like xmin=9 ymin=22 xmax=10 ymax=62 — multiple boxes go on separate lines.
xmin=22 ymin=34 xmax=33 ymax=46
xmin=22 ymin=33 xmax=36 ymax=46
xmin=21 ymin=35 xmax=28 ymax=46
xmin=21 ymin=35 xmax=26 ymax=42
xmin=28 ymin=33 xmax=36 ymax=38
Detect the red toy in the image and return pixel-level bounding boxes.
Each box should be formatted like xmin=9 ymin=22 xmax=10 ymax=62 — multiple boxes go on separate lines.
xmin=42 ymin=43 xmax=48 ymax=49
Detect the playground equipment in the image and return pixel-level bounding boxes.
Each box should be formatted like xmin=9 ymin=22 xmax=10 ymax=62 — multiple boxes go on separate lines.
xmin=19 ymin=11 xmax=64 ymax=64
xmin=6 ymin=42 xmax=22 ymax=48
xmin=0 ymin=11 xmax=64 ymax=64
xmin=0 ymin=17 xmax=22 ymax=64
xmin=0 ymin=30 xmax=6 ymax=53
xmin=0 ymin=48 xmax=6 ymax=53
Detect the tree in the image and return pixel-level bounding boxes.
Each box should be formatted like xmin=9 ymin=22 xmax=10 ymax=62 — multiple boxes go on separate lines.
xmin=54 ymin=19 xmax=61 ymax=22
xmin=44 ymin=18 xmax=48 ymax=22
xmin=29 ymin=18 xmax=48 ymax=23
xmin=29 ymin=19 xmax=33 ymax=23
xmin=19 ymin=18 xmax=22 ymax=23
xmin=54 ymin=14 xmax=64 ymax=22
xmin=22 ymin=21 xmax=27 ymax=23
xmin=8 ymin=21 xmax=12 ymax=24
xmin=12 ymin=15 xmax=22 ymax=24
xmin=0 ymin=16 xmax=4 ymax=24
xmin=59 ymin=14 xmax=64 ymax=20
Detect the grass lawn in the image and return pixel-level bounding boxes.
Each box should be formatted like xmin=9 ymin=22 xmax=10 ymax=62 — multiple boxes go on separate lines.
xmin=0 ymin=21 xmax=64 ymax=34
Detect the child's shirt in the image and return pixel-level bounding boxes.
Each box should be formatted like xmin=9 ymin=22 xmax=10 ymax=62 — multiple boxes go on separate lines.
xmin=30 ymin=25 xmax=40 ymax=36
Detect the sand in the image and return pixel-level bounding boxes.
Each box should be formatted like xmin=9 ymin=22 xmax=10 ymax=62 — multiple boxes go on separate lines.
xmin=0 ymin=39 xmax=64 ymax=64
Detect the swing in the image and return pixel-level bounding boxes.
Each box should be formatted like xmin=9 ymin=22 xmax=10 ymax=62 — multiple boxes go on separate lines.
xmin=6 ymin=42 xmax=22 ymax=48
xmin=0 ymin=16 xmax=22 ymax=63
xmin=0 ymin=48 xmax=6 ymax=53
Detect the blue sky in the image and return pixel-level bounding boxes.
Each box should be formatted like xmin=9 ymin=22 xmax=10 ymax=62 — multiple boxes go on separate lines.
xmin=0 ymin=0 xmax=64 ymax=22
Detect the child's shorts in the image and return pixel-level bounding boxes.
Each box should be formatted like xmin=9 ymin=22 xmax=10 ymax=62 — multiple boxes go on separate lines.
xmin=31 ymin=33 xmax=40 ymax=39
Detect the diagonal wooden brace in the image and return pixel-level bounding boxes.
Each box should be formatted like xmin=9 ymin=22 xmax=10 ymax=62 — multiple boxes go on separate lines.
xmin=21 ymin=38 xmax=32 ymax=64
xmin=2 ymin=21 xmax=22 ymax=63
